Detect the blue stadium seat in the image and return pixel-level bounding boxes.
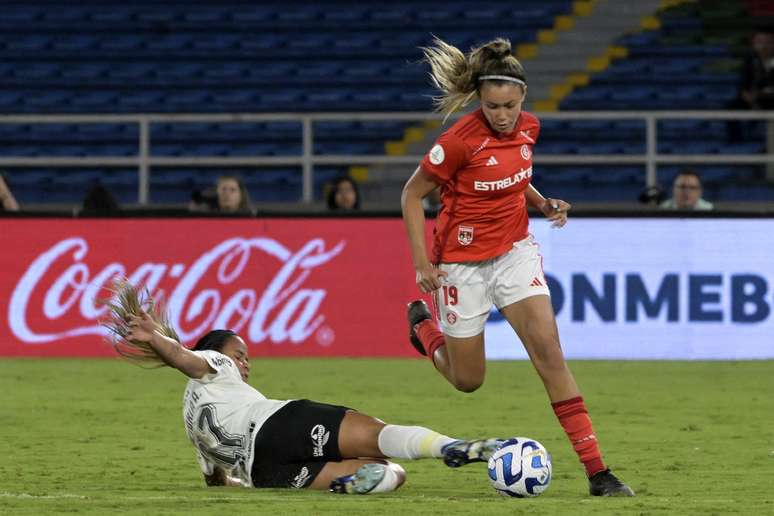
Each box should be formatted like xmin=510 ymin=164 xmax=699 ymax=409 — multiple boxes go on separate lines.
xmin=100 ymin=35 xmax=144 ymax=51
xmin=14 ymin=63 xmax=59 ymax=79
xmin=6 ymin=35 xmax=51 ymax=51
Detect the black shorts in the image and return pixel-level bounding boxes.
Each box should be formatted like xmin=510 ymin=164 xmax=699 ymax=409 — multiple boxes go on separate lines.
xmin=250 ymin=399 xmax=351 ymax=488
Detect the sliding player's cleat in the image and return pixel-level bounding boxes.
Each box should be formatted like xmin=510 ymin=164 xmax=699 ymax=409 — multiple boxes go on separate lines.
xmin=442 ymin=438 xmax=505 ymax=468
xmin=329 ymin=463 xmax=386 ymax=494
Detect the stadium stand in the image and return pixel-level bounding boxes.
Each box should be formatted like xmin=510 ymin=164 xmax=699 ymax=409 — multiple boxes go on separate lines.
xmin=0 ymin=1 xmax=574 ymax=205
xmin=547 ymin=0 xmax=774 ymax=203
xmin=0 ymin=1 xmax=771 ymax=206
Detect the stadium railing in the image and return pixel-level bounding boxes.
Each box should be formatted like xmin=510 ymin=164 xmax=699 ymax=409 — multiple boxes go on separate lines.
xmin=0 ymin=110 xmax=772 ymax=204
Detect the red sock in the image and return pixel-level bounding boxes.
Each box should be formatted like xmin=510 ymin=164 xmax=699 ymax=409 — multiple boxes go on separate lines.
xmin=552 ymin=396 xmax=606 ymax=477
xmin=415 ymin=320 xmax=446 ymax=364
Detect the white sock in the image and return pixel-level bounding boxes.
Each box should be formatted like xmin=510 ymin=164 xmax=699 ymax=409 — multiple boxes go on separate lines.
xmin=368 ymin=463 xmax=405 ymax=494
xmin=377 ymin=424 xmax=457 ymax=459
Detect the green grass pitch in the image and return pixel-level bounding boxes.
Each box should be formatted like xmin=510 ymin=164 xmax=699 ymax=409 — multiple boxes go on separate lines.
xmin=1 ymin=358 xmax=773 ymax=515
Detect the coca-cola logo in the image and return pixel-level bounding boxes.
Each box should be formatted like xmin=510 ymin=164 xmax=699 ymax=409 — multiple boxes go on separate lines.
xmin=9 ymin=236 xmax=346 ymax=346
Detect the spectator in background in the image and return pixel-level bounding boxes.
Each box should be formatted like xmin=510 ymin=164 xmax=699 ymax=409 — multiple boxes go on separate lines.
xmin=190 ymin=175 xmax=253 ymax=215
xmin=216 ymin=175 xmax=253 ymax=214
xmin=81 ymin=183 xmax=120 ymax=216
xmin=660 ymin=169 xmax=714 ymax=210
xmin=738 ymin=27 xmax=774 ymax=110
xmin=728 ymin=27 xmax=774 ymax=141
xmin=0 ymin=173 xmax=20 ymax=211
xmin=326 ymin=175 xmax=361 ymax=211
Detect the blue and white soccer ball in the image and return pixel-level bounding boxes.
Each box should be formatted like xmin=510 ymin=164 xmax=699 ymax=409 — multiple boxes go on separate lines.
xmin=487 ymin=437 xmax=552 ymax=498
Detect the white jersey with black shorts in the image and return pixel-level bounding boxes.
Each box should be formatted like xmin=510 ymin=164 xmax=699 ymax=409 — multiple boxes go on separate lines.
xmin=182 ymin=350 xmax=290 ymax=487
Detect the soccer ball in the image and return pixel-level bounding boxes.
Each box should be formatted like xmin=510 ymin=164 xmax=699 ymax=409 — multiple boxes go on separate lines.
xmin=487 ymin=437 xmax=552 ymax=498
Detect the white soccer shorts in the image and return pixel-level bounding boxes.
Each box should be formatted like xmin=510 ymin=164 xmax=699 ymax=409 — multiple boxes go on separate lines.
xmin=433 ymin=234 xmax=550 ymax=338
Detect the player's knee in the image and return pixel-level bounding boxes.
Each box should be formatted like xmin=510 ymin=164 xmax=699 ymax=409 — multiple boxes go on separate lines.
xmin=371 ymin=462 xmax=406 ymax=493
xmin=452 ymin=376 xmax=484 ymax=393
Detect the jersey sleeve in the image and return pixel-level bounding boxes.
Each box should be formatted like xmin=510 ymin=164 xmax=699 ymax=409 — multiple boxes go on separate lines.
xmin=192 ymin=350 xmax=241 ymax=384
xmin=420 ymin=131 xmax=469 ymax=184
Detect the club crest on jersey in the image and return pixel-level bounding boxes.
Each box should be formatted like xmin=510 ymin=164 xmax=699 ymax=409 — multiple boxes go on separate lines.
xmin=429 ymin=144 xmax=445 ymax=165
xmin=520 ymin=144 xmax=531 ymax=160
xmin=457 ymin=225 xmax=474 ymax=246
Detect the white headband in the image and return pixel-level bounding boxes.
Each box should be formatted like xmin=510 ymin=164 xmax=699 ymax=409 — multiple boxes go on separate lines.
xmin=478 ymin=75 xmax=526 ymax=86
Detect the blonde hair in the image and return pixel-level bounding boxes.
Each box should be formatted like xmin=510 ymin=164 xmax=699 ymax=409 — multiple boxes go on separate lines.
xmin=102 ymin=279 xmax=179 ymax=367
xmin=421 ymin=37 xmax=526 ymax=121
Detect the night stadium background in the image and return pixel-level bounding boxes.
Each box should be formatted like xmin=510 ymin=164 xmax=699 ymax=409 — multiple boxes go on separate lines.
xmin=1 ymin=1 xmax=772 ymax=514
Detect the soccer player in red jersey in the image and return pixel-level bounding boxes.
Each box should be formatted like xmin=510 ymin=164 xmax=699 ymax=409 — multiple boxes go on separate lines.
xmin=401 ymin=37 xmax=634 ymax=497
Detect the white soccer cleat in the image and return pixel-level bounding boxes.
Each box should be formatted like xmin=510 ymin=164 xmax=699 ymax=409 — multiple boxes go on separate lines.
xmin=329 ymin=463 xmax=387 ymax=494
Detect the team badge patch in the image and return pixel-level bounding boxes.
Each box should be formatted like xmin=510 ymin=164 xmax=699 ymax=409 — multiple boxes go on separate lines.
xmin=457 ymin=225 xmax=474 ymax=246
xmin=446 ymin=311 xmax=457 ymax=325
xmin=520 ymin=144 xmax=531 ymax=160
xmin=429 ymin=144 xmax=445 ymax=165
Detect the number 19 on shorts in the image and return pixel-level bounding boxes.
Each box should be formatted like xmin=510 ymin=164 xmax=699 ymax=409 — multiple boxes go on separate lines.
xmin=442 ymin=285 xmax=458 ymax=306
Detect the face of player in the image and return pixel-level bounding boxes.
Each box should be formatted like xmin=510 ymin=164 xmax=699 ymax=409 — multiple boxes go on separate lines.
xmin=334 ymin=180 xmax=357 ymax=209
xmin=479 ymin=82 xmax=526 ymax=136
xmin=220 ymin=336 xmax=250 ymax=382
xmin=672 ymin=174 xmax=702 ymax=209
xmin=217 ymin=178 xmax=242 ymax=212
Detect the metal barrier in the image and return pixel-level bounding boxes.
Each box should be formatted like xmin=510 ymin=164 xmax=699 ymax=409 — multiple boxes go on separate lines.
xmin=0 ymin=110 xmax=772 ymax=204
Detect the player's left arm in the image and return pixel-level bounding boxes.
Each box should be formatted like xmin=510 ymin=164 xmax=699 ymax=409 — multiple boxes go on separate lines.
xmin=525 ymin=184 xmax=571 ymax=228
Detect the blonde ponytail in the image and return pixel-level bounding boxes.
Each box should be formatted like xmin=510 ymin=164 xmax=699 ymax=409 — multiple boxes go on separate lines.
xmin=102 ymin=279 xmax=179 ymax=367
xmin=421 ymin=36 xmax=526 ymax=122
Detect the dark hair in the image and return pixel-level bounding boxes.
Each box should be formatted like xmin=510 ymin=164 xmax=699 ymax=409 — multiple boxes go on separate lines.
xmin=193 ymin=329 xmax=238 ymax=352
xmin=216 ymin=175 xmax=252 ymax=213
xmin=81 ymin=183 xmax=120 ymax=216
xmin=326 ymin=175 xmax=361 ymax=210
xmin=675 ymin=169 xmax=702 ymax=184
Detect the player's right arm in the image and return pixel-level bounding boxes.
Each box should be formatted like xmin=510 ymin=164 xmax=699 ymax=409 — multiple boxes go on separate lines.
xmin=400 ymin=165 xmax=446 ymax=293
xmin=127 ymin=311 xmax=213 ymax=379
xmin=401 ymin=166 xmax=448 ymax=293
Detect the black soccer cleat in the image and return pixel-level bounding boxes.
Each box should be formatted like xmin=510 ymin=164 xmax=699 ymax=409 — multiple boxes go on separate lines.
xmin=441 ymin=438 xmax=505 ymax=468
xmin=407 ymin=300 xmax=432 ymax=356
xmin=588 ymin=469 xmax=635 ymax=497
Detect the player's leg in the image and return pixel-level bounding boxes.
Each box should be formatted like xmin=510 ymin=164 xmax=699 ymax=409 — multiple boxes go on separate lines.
xmin=410 ymin=326 xmax=486 ymax=392
xmin=408 ymin=262 xmax=491 ymax=392
xmin=338 ymin=410 xmax=503 ymax=468
xmin=499 ymin=295 xmax=579 ymax=401
xmin=493 ymin=237 xmax=633 ymax=496
xmin=500 ymin=296 xmax=633 ymax=496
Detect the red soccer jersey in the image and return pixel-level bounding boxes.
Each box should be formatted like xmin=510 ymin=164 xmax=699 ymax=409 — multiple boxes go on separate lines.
xmin=420 ymin=108 xmax=540 ymax=264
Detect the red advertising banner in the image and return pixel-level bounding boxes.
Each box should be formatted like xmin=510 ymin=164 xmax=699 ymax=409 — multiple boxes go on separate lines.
xmin=1 ymin=218 xmax=430 ymax=357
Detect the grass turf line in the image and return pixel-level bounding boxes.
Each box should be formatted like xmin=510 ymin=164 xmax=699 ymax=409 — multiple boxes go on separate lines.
xmin=1 ymin=358 xmax=772 ymax=515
